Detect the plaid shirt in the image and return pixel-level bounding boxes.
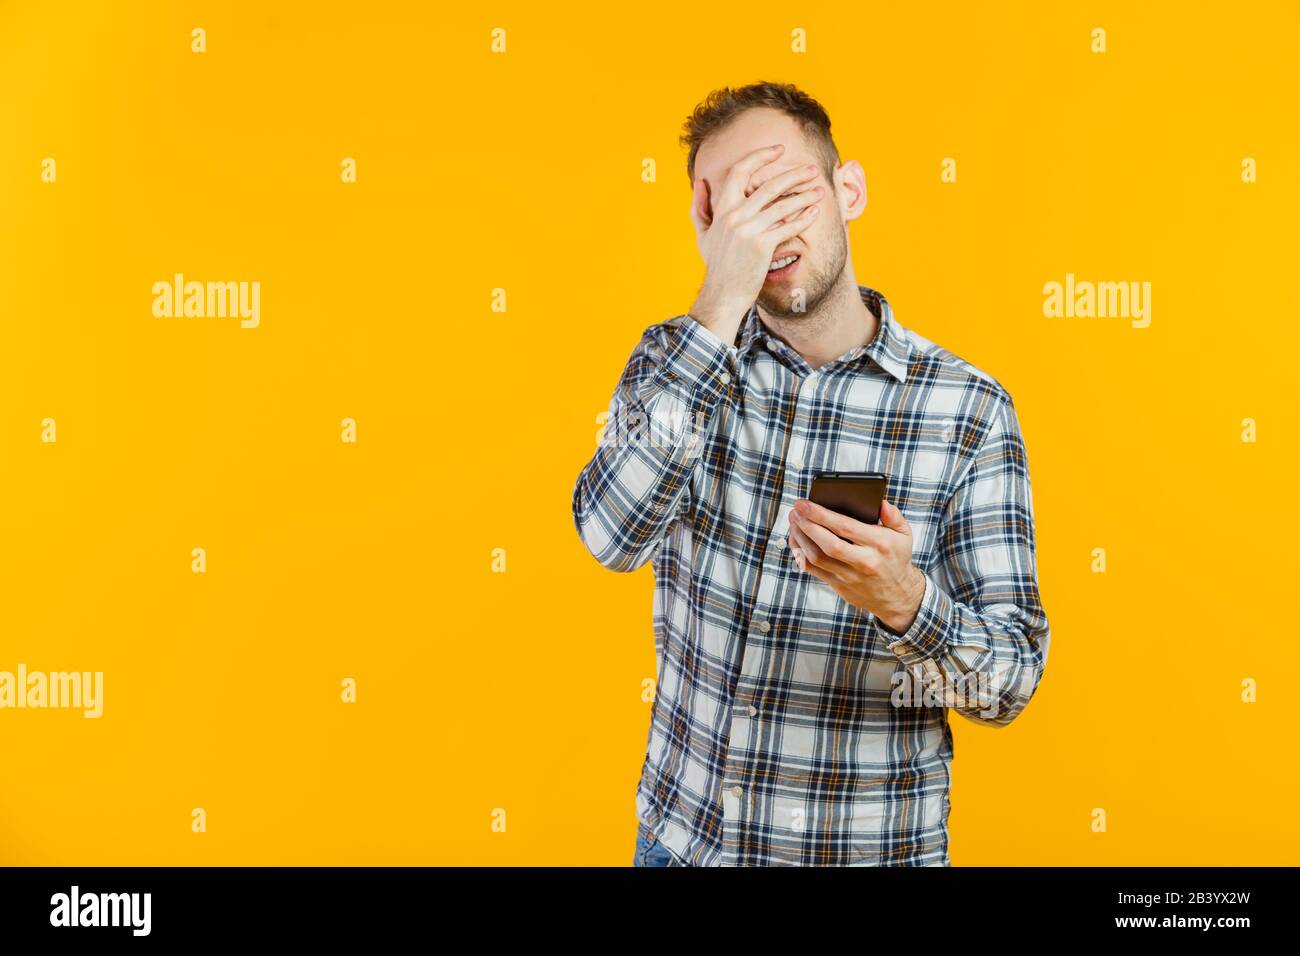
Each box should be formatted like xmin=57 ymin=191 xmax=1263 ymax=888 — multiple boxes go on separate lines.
xmin=573 ymin=285 xmax=1050 ymax=866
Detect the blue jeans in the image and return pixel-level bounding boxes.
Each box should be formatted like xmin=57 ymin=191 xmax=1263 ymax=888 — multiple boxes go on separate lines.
xmin=633 ymin=830 xmax=689 ymax=867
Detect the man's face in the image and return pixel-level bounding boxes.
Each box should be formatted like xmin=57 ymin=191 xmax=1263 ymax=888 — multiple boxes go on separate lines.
xmin=692 ymin=107 xmax=853 ymax=319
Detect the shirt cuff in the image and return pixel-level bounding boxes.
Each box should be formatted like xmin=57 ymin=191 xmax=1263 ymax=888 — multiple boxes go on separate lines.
xmin=650 ymin=314 xmax=736 ymax=406
xmin=873 ymin=569 xmax=953 ymax=666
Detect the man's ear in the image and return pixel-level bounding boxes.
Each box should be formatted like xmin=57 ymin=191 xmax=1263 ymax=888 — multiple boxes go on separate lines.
xmin=691 ymin=176 xmax=714 ymax=228
xmin=835 ymin=159 xmax=867 ymax=223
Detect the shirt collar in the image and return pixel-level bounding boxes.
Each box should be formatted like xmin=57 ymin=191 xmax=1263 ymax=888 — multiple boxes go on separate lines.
xmin=733 ymin=284 xmax=910 ymax=383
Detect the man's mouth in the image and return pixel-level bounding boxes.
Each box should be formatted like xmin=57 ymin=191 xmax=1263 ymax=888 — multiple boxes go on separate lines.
xmin=766 ymin=252 xmax=801 ymax=280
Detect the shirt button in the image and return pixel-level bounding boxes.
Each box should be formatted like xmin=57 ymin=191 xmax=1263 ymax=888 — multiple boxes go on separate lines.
xmin=773 ymin=536 xmax=786 ymax=551
xmin=754 ymin=619 xmax=771 ymax=633
xmin=731 ymin=786 xmax=743 ymax=797
xmin=720 ymin=372 xmax=731 ymax=385
xmin=748 ymin=705 xmax=757 ymax=717
xmin=766 ymin=338 xmax=780 ymax=351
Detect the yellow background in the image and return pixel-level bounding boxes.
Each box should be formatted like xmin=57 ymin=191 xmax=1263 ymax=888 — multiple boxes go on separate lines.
xmin=2 ymin=1 xmax=1296 ymax=865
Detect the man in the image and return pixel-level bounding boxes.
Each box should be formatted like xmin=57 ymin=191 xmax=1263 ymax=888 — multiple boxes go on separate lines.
xmin=572 ymin=81 xmax=1050 ymax=866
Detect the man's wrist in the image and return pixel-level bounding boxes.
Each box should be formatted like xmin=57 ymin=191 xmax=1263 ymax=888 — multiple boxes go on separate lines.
xmin=877 ymin=565 xmax=926 ymax=634
xmin=688 ymin=297 xmax=749 ymax=346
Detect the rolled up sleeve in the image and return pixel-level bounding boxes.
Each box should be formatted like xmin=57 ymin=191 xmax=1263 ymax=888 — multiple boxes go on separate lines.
xmin=875 ymin=394 xmax=1051 ymax=728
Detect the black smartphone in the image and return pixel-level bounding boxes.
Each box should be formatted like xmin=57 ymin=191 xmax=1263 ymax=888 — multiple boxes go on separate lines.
xmin=808 ymin=472 xmax=887 ymax=526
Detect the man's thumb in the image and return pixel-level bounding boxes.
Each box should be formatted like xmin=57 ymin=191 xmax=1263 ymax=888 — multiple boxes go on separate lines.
xmin=879 ymin=497 xmax=909 ymax=532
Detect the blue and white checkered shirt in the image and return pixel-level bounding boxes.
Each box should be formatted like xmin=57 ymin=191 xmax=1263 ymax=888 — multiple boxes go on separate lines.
xmin=573 ymin=285 xmax=1050 ymax=866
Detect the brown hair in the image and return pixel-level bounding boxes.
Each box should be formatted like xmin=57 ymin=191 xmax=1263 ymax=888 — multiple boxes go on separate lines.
xmin=680 ymin=81 xmax=841 ymax=184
